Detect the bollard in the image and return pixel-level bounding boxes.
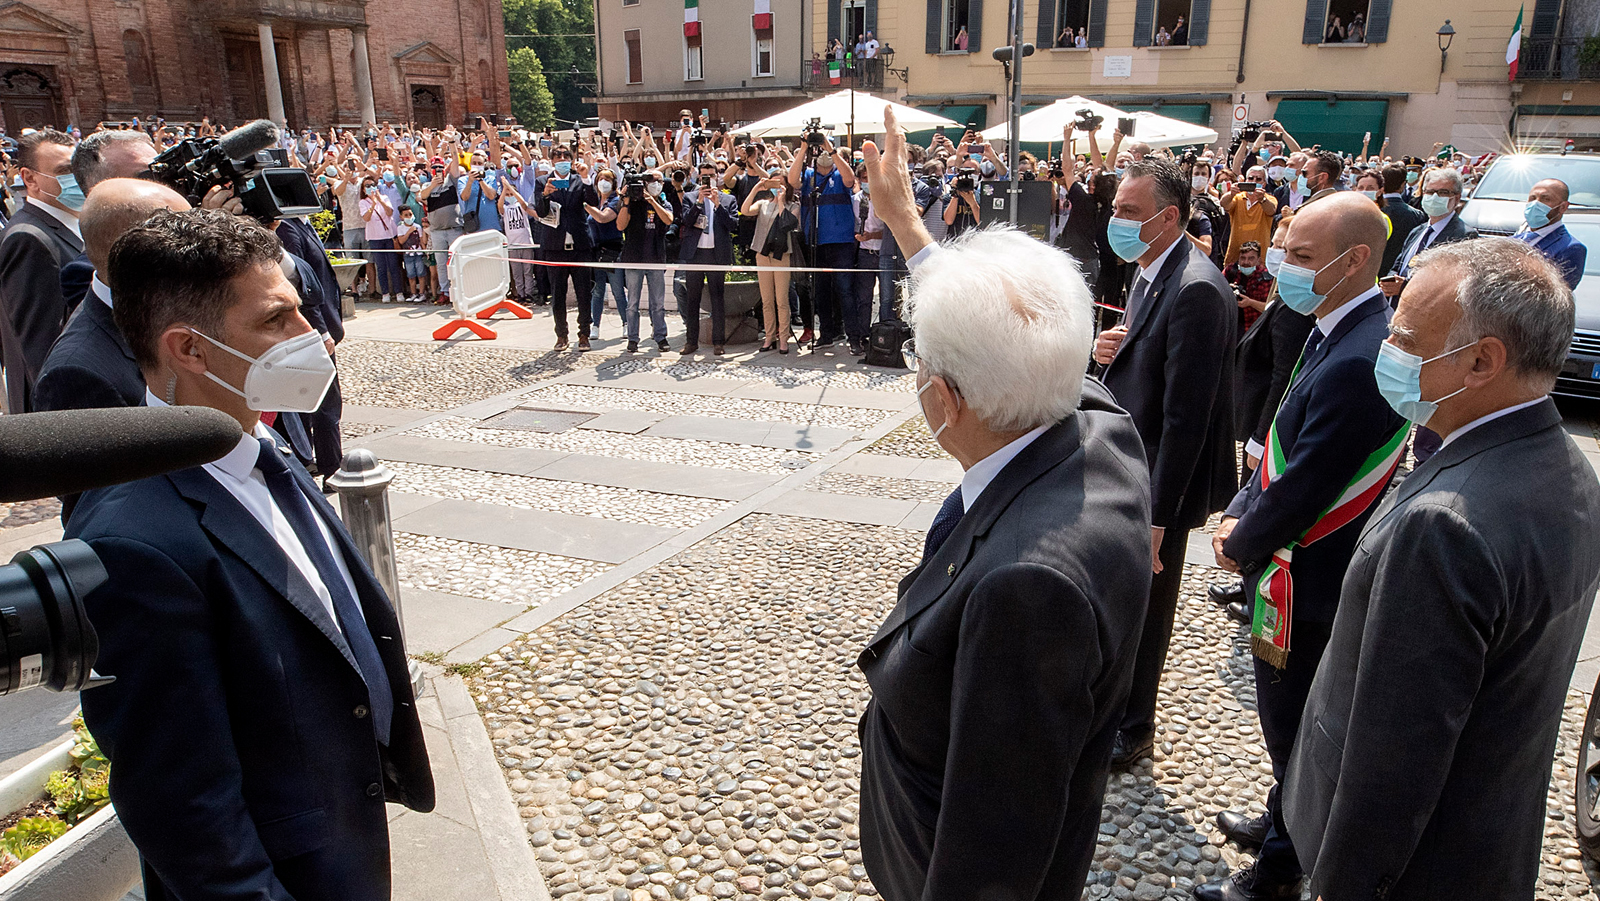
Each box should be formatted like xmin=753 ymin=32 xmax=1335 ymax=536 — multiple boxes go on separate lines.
xmin=327 ymin=449 xmax=424 ymax=696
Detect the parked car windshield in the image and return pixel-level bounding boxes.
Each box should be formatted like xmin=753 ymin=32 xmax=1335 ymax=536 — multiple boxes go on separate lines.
xmin=1473 ymin=155 xmax=1600 ymax=208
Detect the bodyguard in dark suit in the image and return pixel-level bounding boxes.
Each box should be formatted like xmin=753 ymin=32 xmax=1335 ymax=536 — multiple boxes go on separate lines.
xmin=57 ymin=129 xmax=160 ymax=315
xmin=1516 ymin=177 xmax=1587 ymax=288
xmin=276 ymin=215 xmax=346 ymax=484
xmin=0 ymin=129 xmax=84 ymax=413
xmin=1200 ymin=195 xmax=1408 ymax=901
xmin=1377 ymin=165 xmax=1426 ymax=275
xmin=74 ymin=209 xmax=433 ymax=901
xmin=1094 ymin=158 xmax=1237 ymax=766
xmin=855 ymin=113 xmax=1152 ymax=900
xmin=678 ymin=161 xmax=740 ymax=355
xmin=1284 ymin=238 xmax=1600 ymax=901
xmin=534 ymin=145 xmax=601 ymax=350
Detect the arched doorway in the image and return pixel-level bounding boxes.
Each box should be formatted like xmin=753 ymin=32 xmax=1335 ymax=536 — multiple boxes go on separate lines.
xmin=411 ymin=84 xmax=445 ymax=129
xmin=0 ymin=67 xmax=63 ymax=132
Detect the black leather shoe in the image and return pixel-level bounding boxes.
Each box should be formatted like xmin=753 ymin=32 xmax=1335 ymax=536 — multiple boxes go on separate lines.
xmin=1193 ymin=864 xmax=1302 ymax=901
xmin=1227 ymin=600 xmax=1251 ymax=625
xmin=1215 ymin=809 xmax=1270 ymax=850
xmin=1208 ymin=581 xmax=1245 ymax=607
xmin=1109 ymin=728 xmax=1154 ymax=769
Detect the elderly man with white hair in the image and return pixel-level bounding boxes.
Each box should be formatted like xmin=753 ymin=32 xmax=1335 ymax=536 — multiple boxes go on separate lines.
xmin=852 ymin=106 xmax=1153 ymax=901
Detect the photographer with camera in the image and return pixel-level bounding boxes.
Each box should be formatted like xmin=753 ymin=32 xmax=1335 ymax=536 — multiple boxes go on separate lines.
xmin=786 ymin=123 xmax=860 ymax=352
xmin=72 ymin=208 xmax=433 ymax=901
xmin=616 ymin=168 xmax=676 ymax=354
xmin=942 ymin=160 xmax=983 ymax=238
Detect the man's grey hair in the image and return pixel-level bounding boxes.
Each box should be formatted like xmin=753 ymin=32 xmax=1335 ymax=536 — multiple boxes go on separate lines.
xmin=1423 ymin=166 xmax=1465 ymax=196
xmin=904 ymin=226 xmax=1093 ymax=431
xmin=71 ymin=129 xmax=155 ymax=193
xmin=1412 ymin=237 xmax=1574 ymax=389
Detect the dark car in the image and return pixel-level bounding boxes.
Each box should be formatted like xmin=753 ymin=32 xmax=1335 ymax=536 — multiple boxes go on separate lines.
xmin=1459 ymin=153 xmax=1600 ymax=398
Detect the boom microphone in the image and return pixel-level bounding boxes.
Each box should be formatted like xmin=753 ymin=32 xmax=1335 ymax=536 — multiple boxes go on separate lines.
xmin=0 ymin=406 xmax=244 ymax=503
xmin=216 ymin=119 xmax=281 ymax=162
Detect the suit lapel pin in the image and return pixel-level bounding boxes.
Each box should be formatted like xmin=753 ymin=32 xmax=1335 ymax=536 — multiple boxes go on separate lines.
xmin=947 ymin=564 xmax=957 ymax=577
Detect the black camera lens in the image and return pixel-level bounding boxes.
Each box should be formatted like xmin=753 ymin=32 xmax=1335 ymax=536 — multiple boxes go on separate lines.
xmin=0 ymin=540 xmax=108 ymax=696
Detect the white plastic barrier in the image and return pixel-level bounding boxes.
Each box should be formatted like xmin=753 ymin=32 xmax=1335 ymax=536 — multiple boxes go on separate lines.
xmin=447 ymin=229 xmax=511 ymax=318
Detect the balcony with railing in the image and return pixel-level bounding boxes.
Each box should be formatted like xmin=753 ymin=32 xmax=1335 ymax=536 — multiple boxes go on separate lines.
xmin=1519 ymin=37 xmax=1600 ymax=81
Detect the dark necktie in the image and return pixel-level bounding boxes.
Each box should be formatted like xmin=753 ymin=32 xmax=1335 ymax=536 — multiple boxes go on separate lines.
xmin=1290 ymin=326 xmax=1325 ymax=390
xmin=923 ymin=485 xmax=965 ymax=561
xmin=255 ymin=438 xmax=393 ymax=745
xmin=1125 ymin=276 xmax=1151 ymax=324
xmin=1416 ymin=226 xmax=1436 ymax=255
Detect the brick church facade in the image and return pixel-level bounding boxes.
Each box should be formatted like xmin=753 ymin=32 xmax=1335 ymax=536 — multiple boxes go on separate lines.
xmin=0 ymin=0 xmax=511 ymax=131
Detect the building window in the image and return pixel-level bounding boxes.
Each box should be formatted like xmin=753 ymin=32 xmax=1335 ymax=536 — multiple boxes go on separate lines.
xmin=755 ymin=36 xmax=773 ymax=75
xmin=625 ymin=29 xmax=643 ymax=83
xmin=685 ymin=34 xmax=704 ymax=80
xmin=623 ymin=0 xmax=638 ymax=6
xmin=122 ymin=29 xmax=153 ymax=90
xmin=1323 ymin=1 xmax=1369 ymax=43
xmin=944 ymin=0 xmax=971 ymax=50
xmin=1055 ymin=0 xmax=1091 ymax=46
xmin=1150 ymin=0 xmax=1189 ymax=45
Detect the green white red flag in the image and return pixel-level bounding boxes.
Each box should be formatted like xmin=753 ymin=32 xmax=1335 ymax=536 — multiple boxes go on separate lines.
xmin=1508 ymin=4 xmax=1523 ymax=81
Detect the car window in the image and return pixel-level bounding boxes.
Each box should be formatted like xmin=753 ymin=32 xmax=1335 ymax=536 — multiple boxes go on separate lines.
xmin=1558 ymin=220 xmax=1600 ymax=275
xmin=1473 ymin=156 xmax=1600 ymax=208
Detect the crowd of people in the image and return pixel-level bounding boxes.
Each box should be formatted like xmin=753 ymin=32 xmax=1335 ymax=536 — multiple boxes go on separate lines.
xmin=0 ymin=102 xmax=1595 ymax=901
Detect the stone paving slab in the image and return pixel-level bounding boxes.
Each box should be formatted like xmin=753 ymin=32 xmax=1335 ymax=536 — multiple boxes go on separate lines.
xmin=395 ymin=497 xmax=678 ymax=564
xmin=829 ymin=453 xmax=961 ymax=483
xmin=759 ymin=488 xmax=921 ymax=527
xmin=397 ymin=588 xmax=520 ymax=657
xmin=641 ymin=415 xmax=859 ymax=453
xmin=578 ymin=410 xmax=667 ymax=434
xmin=529 ymin=454 xmax=781 ymax=502
xmin=723 ymin=382 xmax=916 ymax=412
xmin=364 ymin=434 xmax=573 ymax=476
xmin=558 ymin=367 xmax=757 ymax=397
xmin=344 ymin=403 xmax=427 ymax=426
xmin=389 ymin=491 xmax=447 ymax=519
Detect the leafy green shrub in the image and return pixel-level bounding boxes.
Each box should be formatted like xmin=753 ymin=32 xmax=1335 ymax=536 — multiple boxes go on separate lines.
xmin=310 ymin=210 xmax=338 ymax=242
xmin=0 ymin=817 xmax=69 ymax=862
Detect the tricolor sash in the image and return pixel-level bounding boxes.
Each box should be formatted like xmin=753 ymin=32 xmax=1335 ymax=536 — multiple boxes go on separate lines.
xmin=1250 ymin=357 xmax=1407 ymax=668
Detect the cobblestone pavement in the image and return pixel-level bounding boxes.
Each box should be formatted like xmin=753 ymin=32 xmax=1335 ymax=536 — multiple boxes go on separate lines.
xmin=0 ymin=498 xmax=60 ymax=530
xmin=324 ymin=341 xmax=1600 ymax=900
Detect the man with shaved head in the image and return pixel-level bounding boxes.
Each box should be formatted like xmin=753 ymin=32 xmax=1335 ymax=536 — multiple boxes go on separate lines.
xmin=1198 ymin=193 xmax=1407 ymax=901
xmin=36 ymin=177 xmax=189 ymax=412
xmin=1516 ymin=177 xmax=1587 ymax=288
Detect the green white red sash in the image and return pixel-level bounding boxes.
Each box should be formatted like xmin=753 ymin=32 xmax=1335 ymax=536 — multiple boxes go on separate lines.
xmin=1250 ymin=360 xmax=1407 ymax=668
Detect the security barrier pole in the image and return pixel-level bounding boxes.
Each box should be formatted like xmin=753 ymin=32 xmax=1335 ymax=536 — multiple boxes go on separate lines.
xmin=328 ymin=450 xmax=425 ymax=696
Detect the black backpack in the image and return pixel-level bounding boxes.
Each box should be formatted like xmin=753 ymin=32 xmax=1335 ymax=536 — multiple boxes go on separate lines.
xmin=864 ymin=319 xmax=913 ymax=369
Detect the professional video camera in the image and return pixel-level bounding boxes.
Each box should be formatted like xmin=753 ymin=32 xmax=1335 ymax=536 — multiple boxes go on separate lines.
xmin=1047 ymin=157 xmax=1066 ymax=179
xmin=1237 ymin=120 xmax=1279 ymax=144
xmin=1073 ymin=109 xmax=1104 ymax=132
xmin=142 ymin=119 xmax=321 ymax=222
xmin=621 ymin=162 xmax=649 ymax=200
xmin=952 ymin=172 xmax=978 ymax=193
xmin=802 ymin=117 xmax=830 ymax=149
xmin=0 ymin=407 xmax=241 ymax=696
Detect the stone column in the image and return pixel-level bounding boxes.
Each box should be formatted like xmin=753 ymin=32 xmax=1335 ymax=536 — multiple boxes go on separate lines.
xmin=351 ymin=26 xmax=377 ymax=126
xmin=257 ymin=21 xmax=287 ymax=124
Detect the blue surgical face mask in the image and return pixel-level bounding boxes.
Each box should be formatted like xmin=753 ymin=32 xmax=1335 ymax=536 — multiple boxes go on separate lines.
xmin=1274 ymin=246 xmax=1352 ymax=315
xmin=1265 ymin=247 xmax=1286 ymax=276
xmin=555 ymin=160 xmax=572 ymax=177
xmin=325 ymin=166 xmax=340 ymax=178
xmin=1421 ymin=192 xmax=1453 ymax=218
xmin=1374 ymin=339 xmax=1475 ymax=425
xmin=382 ymin=172 xmax=395 ymax=184
xmin=1237 ymin=264 xmax=1256 ymax=276
xmin=1114 ymin=166 xmax=1127 ymax=177
xmin=1296 ymin=174 xmax=1309 ymax=194
xmin=1106 ymin=209 xmax=1166 ymax=262
xmin=50 ymin=173 xmax=85 ymax=211
xmin=644 ymin=155 xmax=658 ymax=167
xmin=1359 ymin=189 xmax=1378 ymax=201
xmin=1405 ymin=170 xmax=1420 ymax=185
xmin=1525 ymin=199 xmax=1554 ymax=229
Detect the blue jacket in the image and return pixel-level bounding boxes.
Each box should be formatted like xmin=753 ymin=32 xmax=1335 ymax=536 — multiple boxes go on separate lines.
xmin=69 ymin=444 xmax=434 ymax=901
xmin=677 ymin=190 xmax=739 ymax=265
xmin=1518 ymin=222 xmax=1587 ymax=289
xmin=1222 ymin=291 xmax=1406 ymax=624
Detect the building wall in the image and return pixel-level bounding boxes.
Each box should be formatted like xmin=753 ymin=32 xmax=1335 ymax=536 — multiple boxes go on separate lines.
xmin=594 ymin=0 xmax=808 ymax=125
xmin=0 ymin=0 xmax=509 ymax=130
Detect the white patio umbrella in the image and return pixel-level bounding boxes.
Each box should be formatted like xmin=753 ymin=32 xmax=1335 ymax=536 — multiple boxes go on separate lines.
xmin=982 ymin=96 xmax=1218 ymax=153
xmin=739 ymin=90 xmax=961 ymax=140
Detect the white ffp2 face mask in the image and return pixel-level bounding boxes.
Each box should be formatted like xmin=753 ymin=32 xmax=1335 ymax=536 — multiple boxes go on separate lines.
xmin=917 ymin=379 xmax=950 ymax=443
xmin=191 ymin=328 xmax=336 ymax=414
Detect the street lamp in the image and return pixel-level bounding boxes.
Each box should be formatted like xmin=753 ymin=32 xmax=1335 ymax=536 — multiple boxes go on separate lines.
xmin=1437 ymin=19 xmax=1455 ymax=73
xmin=880 ymin=46 xmax=909 ymax=84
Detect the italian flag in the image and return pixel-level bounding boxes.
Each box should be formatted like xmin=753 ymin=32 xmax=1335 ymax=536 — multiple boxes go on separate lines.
xmin=1508 ymin=4 xmax=1523 ymax=81
xmin=684 ymin=0 xmax=697 ymax=24
xmin=828 ymin=61 xmax=841 ymax=83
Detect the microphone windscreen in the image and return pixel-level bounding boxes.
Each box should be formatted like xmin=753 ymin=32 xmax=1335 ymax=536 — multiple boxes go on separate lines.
xmin=216 ymin=119 xmax=280 ymax=161
xmin=0 ymin=406 xmax=244 ymax=503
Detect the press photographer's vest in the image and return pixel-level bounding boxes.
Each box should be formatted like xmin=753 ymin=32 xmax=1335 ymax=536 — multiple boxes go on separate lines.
xmin=802 ymin=168 xmax=855 ymax=245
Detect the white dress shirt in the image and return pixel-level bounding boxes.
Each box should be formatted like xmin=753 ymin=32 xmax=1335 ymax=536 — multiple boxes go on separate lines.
xmin=146 ymin=391 xmax=361 ymax=631
xmin=90 ymin=274 xmax=112 ymax=309
xmin=1134 ymin=234 xmax=1184 ymax=295
xmin=698 ymin=194 xmax=717 ymax=249
xmin=960 ymin=424 xmax=1051 ymax=513
xmin=1440 ymin=397 xmax=1545 ymax=449
xmin=25 ymin=196 xmax=81 ymax=239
